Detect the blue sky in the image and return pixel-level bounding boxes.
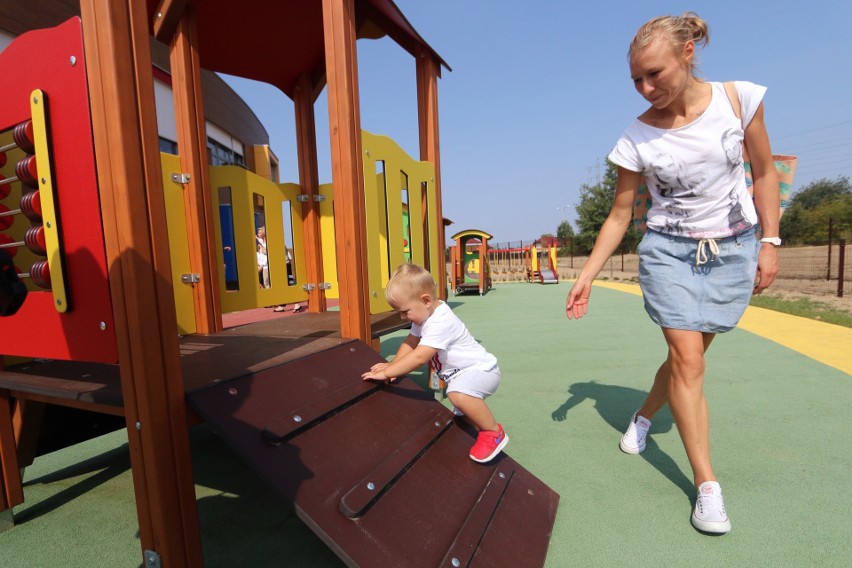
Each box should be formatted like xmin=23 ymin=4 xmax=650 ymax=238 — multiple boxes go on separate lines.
xmin=222 ymin=1 xmax=852 ymax=244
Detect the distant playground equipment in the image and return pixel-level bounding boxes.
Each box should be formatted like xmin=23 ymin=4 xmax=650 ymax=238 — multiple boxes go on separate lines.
xmin=527 ymin=243 xmax=559 ymax=284
xmin=449 ymin=229 xmax=493 ymax=295
xmin=0 ymin=7 xmax=557 ymax=568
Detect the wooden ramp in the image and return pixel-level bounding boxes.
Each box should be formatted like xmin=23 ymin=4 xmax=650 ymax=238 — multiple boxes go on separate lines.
xmin=187 ymin=340 xmax=559 ymax=567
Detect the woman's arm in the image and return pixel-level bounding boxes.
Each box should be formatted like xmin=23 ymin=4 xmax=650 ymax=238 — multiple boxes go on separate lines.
xmin=744 ymin=102 xmax=780 ymax=293
xmin=566 ymin=167 xmax=642 ymax=319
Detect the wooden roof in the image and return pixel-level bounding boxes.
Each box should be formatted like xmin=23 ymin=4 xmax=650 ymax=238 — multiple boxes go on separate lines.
xmin=146 ymin=0 xmax=449 ymax=99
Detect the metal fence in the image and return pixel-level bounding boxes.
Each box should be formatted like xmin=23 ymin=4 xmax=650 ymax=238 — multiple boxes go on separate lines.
xmin=486 ymin=241 xmax=850 ymax=298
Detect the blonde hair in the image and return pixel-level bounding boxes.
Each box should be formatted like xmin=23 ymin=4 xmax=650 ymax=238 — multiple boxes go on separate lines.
xmin=629 ymin=12 xmax=709 ymax=74
xmin=385 ymin=263 xmax=437 ymax=307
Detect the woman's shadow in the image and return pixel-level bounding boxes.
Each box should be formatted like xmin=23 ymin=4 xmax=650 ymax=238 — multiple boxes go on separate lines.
xmin=551 ymin=381 xmax=694 ymax=496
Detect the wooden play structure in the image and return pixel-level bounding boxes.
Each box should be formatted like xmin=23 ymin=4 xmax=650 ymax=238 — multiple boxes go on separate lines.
xmin=0 ymin=2 xmax=557 ymax=567
xmin=449 ymin=229 xmax=493 ymax=295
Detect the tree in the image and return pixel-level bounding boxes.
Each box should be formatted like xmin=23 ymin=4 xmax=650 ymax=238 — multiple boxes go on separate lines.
xmin=557 ymin=220 xmax=574 ymax=255
xmin=780 ymin=176 xmax=851 ymax=244
xmin=573 ymin=159 xmax=642 ymax=254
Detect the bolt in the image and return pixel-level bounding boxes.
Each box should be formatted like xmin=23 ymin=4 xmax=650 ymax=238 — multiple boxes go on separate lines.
xmin=367 ymin=482 xmax=375 ymax=491
xmin=451 ymin=558 xmax=460 ymax=567
xmin=293 ymin=415 xmax=302 ymax=423
xmin=70 ymin=55 xmax=77 ymax=66
xmin=99 ymin=321 xmax=107 ymax=331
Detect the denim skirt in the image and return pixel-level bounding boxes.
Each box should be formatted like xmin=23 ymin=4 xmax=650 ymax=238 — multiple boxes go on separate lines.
xmin=638 ymin=227 xmax=760 ymax=333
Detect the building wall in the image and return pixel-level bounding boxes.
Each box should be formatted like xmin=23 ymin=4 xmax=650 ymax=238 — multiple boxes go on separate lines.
xmin=0 ymin=7 xmax=274 ymax=176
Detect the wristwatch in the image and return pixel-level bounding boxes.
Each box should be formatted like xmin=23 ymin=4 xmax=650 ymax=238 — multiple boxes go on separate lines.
xmin=759 ymin=237 xmax=782 ymax=246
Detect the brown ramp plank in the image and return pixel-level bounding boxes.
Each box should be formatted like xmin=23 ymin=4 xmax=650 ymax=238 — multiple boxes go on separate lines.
xmin=187 ymin=341 xmax=559 ymax=567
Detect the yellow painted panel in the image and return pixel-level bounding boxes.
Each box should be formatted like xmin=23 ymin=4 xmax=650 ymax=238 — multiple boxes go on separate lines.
xmin=319 ymin=183 xmax=339 ymax=299
xmin=160 ymin=152 xmax=196 ymax=335
xmin=361 ymin=131 xmax=440 ymax=313
xmin=209 ymin=166 xmax=307 ymax=313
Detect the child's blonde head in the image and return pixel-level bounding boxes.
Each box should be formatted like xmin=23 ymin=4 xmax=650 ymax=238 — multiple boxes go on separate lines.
xmin=385 ymin=263 xmax=437 ymax=308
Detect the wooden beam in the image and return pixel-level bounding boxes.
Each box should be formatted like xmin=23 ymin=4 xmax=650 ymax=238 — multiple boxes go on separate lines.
xmin=152 ymin=0 xmax=187 ymax=43
xmin=79 ymin=0 xmax=202 ymax=565
xmin=169 ymin=6 xmax=223 ymax=334
xmin=294 ymin=74 xmax=327 ymax=312
xmin=416 ymin=53 xmax=447 ymax=299
xmin=321 ymin=0 xmax=371 ymax=341
xmin=0 ymin=389 xmax=23 ymax=511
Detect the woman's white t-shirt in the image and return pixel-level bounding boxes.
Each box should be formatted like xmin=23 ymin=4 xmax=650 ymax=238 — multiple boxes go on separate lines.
xmin=411 ymin=301 xmax=497 ymax=378
xmin=609 ymin=81 xmax=766 ymax=239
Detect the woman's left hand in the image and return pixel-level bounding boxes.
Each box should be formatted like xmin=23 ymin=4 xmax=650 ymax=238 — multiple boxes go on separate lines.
xmin=754 ymin=244 xmax=779 ymax=294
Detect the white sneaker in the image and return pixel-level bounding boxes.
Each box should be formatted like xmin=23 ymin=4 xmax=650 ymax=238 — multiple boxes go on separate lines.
xmin=691 ymin=481 xmax=732 ymax=534
xmin=619 ymin=411 xmax=651 ymax=454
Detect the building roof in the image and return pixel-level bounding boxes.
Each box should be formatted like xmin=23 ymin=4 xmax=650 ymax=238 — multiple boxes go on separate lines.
xmin=146 ymin=0 xmax=449 ymax=99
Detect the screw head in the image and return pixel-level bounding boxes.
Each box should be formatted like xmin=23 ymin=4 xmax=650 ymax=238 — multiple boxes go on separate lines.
xmin=70 ymin=55 xmax=77 ymax=66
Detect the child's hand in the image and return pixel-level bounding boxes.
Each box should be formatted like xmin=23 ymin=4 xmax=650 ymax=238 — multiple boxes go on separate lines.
xmin=362 ymin=362 xmax=398 ymax=383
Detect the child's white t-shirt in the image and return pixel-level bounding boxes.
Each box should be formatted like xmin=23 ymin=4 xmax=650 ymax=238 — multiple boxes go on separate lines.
xmin=609 ymin=81 xmax=766 ymax=238
xmin=411 ymin=301 xmax=497 ymax=378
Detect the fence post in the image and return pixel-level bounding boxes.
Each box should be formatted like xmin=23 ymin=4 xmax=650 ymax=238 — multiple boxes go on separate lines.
xmin=838 ymin=239 xmax=846 ymax=298
xmin=827 ymin=217 xmax=833 ymax=280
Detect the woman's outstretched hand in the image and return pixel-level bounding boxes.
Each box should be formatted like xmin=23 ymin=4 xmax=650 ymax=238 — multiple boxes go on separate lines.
xmin=566 ymin=279 xmax=592 ymax=320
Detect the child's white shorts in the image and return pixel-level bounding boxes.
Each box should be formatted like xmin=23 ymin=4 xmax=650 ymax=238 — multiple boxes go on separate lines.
xmin=443 ymin=365 xmax=501 ymax=399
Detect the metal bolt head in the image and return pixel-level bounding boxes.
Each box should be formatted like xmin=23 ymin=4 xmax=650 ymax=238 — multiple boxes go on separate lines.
xmin=70 ymin=55 xmax=77 ymax=66
xmin=367 ymin=482 xmax=375 ymax=491
xmin=293 ymin=415 xmax=302 ymax=423
xmin=135 ymin=422 xmax=141 ymax=431
xmin=99 ymin=321 xmax=107 ymax=331
xmin=228 ymin=387 xmax=238 ymax=396
xmin=451 ymin=558 xmax=460 ymax=567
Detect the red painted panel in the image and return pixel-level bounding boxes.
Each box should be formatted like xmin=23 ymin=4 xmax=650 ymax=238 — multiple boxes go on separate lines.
xmin=0 ymin=18 xmax=117 ymax=363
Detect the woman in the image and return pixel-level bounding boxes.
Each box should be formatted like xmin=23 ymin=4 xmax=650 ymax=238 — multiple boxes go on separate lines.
xmin=566 ymin=12 xmax=779 ymax=534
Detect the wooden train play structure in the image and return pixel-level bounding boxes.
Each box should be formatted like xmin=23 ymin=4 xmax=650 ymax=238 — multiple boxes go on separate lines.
xmin=0 ymin=2 xmax=558 ymax=567
xmin=449 ymin=229 xmax=493 ymax=295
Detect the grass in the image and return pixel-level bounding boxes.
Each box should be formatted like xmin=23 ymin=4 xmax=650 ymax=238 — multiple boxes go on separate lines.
xmin=749 ymin=294 xmax=852 ymax=328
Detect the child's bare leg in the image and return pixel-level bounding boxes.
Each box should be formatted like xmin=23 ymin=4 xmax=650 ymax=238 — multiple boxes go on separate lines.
xmin=447 ymin=392 xmax=499 ymax=432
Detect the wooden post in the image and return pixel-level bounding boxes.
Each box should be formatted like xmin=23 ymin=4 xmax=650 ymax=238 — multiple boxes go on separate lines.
xmin=169 ymin=5 xmax=223 ymax=333
xmin=294 ymin=74 xmax=327 ymax=312
xmin=80 ymin=0 xmax=202 ymax=565
xmin=321 ymin=0 xmax=371 ymax=341
xmin=416 ymin=53 xmax=447 ymax=299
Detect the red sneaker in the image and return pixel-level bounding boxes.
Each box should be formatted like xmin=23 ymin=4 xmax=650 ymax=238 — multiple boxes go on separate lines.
xmin=469 ymin=424 xmax=509 ymax=463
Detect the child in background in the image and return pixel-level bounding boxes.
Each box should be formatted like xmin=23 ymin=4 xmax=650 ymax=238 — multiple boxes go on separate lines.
xmin=362 ymin=263 xmax=508 ymax=463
